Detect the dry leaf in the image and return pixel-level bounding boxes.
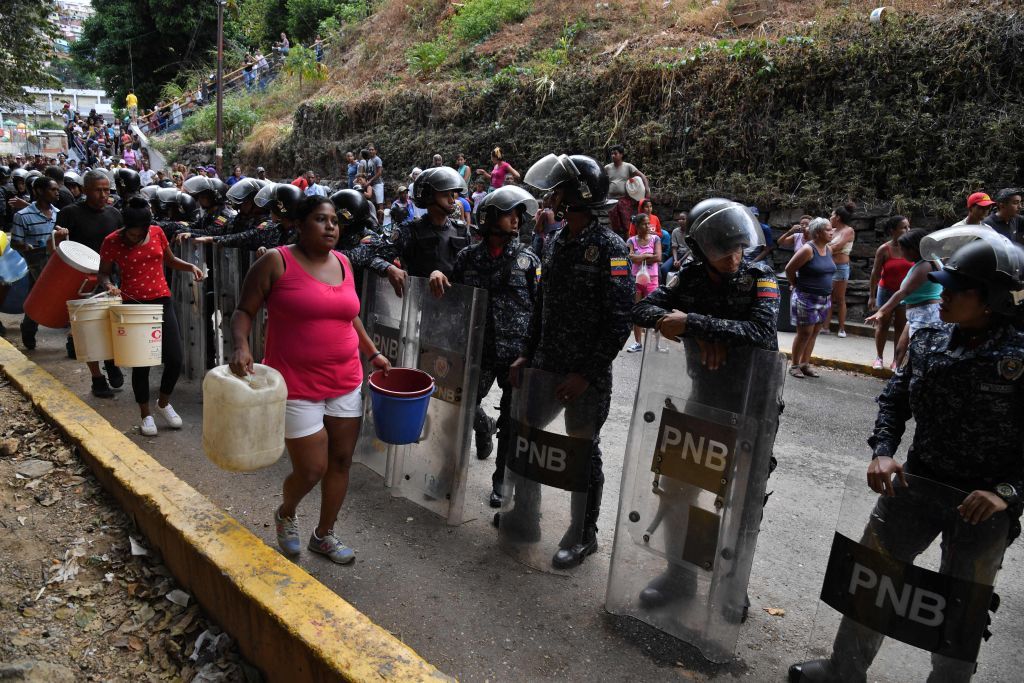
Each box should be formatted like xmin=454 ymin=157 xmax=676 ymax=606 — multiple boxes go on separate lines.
xmin=763 ymin=607 xmax=786 ymax=617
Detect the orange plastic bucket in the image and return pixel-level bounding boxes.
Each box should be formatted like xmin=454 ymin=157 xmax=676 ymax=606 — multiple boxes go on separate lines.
xmin=24 ymin=241 xmax=100 ymax=328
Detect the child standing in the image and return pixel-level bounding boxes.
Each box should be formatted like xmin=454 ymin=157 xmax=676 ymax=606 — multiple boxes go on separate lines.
xmin=626 ymin=213 xmax=661 ymax=353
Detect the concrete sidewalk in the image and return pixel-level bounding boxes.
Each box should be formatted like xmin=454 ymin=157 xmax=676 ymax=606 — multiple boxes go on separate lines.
xmin=778 ymin=329 xmax=895 ymax=379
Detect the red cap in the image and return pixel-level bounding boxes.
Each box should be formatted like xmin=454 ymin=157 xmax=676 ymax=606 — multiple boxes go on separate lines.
xmin=967 ymin=192 xmax=995 ymax=209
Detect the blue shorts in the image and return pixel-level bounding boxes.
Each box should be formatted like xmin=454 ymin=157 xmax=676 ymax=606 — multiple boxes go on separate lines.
xmin=833 ymin=263 xmax=851 ymax=282
xmin=876 ymin=286 xmax=904 ymax=308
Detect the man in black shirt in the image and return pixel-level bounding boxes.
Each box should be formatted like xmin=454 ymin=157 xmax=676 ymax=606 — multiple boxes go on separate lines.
xmin=44 ymin=166 xmax=76 ymax=209
xmin=53 ymin=170 xmax=124 ymax=397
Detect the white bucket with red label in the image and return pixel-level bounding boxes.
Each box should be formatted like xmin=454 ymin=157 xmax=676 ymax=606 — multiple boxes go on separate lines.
xmin=109 ymin=304 xmax=164 ymax=367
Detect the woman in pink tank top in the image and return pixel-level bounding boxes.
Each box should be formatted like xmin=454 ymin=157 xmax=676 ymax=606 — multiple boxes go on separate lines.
xmin=230 ymin=196 xmax=391 ymax=564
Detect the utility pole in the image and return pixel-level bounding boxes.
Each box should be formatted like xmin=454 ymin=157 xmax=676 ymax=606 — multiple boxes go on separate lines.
xmin=215 ymin=0 xmax=226 ymax=176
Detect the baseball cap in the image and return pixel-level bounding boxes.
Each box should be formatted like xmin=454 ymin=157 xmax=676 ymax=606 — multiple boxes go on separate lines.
xmin=967 ymin=192 xmax=995 ymax=209
xmin=398 ymin=185 xmax=408 ymax=193
xmin=928 ymin=267 xmax=980 ymax=292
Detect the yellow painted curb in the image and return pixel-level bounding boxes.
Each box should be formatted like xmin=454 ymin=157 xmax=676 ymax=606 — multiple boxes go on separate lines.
xmin=0 ymin=338 xmax=452 ymax=683
xmin=779 ymin=349 xmax=893 ymax=380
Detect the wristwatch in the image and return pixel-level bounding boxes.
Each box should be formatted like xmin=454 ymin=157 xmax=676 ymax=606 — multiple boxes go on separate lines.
xmin=995 ymin=483 xmax=1019 ymax=506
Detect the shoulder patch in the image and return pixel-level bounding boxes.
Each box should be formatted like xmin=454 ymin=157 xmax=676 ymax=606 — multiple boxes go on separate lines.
xmin=610 ymin=258 xmax=630 ymax=277
xmin=998 ymin=356 xmax=1024 ymax=381
xmin=517 ymin=254 xmax=531 ymax=270
xmin=584 ymin=245 xmax=599 ymax=263
xmin=756 ymin=278 xmax=779 ymax=298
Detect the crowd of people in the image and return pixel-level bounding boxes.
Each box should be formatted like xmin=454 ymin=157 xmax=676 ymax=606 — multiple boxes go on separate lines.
xmin=1 ymin=137 xmax=1023 ymax=681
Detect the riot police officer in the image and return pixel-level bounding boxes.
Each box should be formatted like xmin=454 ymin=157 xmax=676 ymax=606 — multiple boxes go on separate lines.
xmin=64 ymin=171 xmax=86 ymax=205
xmin=181 ymin=175 xmax=235 ymax=237
xmin=630 ymin=198 xmax=779 ymax=617
xmin=370 ymin=166 xmax=470 ymax=297
xmin=507 ymin=153 xmax=634 ymax=569
xmin=188 ymin=178 xmax=267 ymax=243
xmin=330 ymin=188 xmax=379 ymax=296
xmin=113 ymin=168 xmax=142 ymax=204
xmin=452 ymin=185 xmax=541 ymax=506
xmin=0 ymin=166 xmax=12 ymax=231
xmin=790 ymin=230 xmax=1024 ymax=683
xmin=154 ymin=189 xmax=199 ymax=242
xmin=200 ymin=183 xmax=302 ymax=253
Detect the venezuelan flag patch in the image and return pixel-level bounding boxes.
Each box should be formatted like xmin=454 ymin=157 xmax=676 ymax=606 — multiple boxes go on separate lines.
xmin=535 ymin=266 xmax=542 ymax=284
xmin=756 ymin=278 xmax=779 ymax=299
xmin=610 ymin=258 xmax=630 ymax=277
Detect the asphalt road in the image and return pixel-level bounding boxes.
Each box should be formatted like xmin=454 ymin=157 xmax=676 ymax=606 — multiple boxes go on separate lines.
xmin=5 ymin=316 xmax=1022 ymax=683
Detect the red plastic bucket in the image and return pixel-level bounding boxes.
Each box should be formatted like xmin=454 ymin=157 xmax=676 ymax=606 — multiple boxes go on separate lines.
xmin=24 ymin=241 xmax=100 ymax=328
xmin=368 ymin=368 xmax=435 ymax=445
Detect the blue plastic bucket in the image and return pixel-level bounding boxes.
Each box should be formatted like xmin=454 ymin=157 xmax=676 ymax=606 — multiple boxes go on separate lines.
xmin=368 ymin=368 xmax=435 ymax=445
xmin=0 ymin=276 xmax=30 ymax=315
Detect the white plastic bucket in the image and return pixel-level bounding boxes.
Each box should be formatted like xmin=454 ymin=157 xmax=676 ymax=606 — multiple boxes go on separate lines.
xmin=870 ymin=7 xmax=891 ymax=24
xmin=109 ymin=304 xmax=164 ymax=367
xmin=67 ymin=295 xmax=121 ymax=362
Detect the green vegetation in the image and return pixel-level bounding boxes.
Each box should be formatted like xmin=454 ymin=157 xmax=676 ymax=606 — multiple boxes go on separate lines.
xmin=180 ymin=94 xmax=262 ymax=146
xmin=0 ymin=0 xmax=60 ymax=104
xmin=407 ymin=0 xmax=534 ymax=75
xmin=283 ymin=8 xmax=1024 ymax=216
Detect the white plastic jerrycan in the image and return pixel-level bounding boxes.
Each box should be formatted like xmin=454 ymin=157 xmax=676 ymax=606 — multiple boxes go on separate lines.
xmin=202 ymin=364 xmax=287 ymax=472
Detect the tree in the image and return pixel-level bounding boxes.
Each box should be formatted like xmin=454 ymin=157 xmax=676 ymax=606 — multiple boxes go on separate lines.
xmin=71 ymin=0 xmax=220 ymax=109
xmin=283 ymin=44 xmax=326 ymax=90
xmin=0 ymin=0 xmax=61 ymax=105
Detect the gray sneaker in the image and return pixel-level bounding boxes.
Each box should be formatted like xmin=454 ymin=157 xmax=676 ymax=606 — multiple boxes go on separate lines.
xmin=308 ymin=530 xmax=355 ymax=565
xmin=275 ymin=508 xmax=301 ymax=556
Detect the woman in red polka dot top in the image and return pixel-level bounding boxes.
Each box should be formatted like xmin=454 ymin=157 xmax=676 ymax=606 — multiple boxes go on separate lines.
xmin=98 ymin=196 xmax=205 ymax=437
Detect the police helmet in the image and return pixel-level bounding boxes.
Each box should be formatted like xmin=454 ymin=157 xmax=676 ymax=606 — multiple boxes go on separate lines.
xmin=114 ymin=168 xmax=142 ymax=198
xmin=412 ymin=167 xmax=468 ymax=209
xmin=158 ymin=178 xmax=176 ymax=188
xmin=476 ymin=186 xmax=539 ymax=234
xmin=226 ymin=178 xmax=264 ymax=207
xmin=922 ymin=227 xmax=1024 ymax=316
xmin=523 ymin=154 xmax=615 ymax=212
xmin=171 ymin=191 xmax=194 ymax=223
xmin=0 ymin=166 xmax=9 ymax=182
xmin=26 ymin=170 xmax=43 ymax=182
xmin=141 ymin=185 xmax=161 ymax=202
xmin=208 ymin=178 xmax=229 ymax=202
xmin=685 ymin=198 xmax=764 ymax=262
xmin=182 ymin=175 xmax=217 ymax=198
xmin=329 ymin=189 xmax=373 ymax=230
xmin=63 ymin=171 xmax=85 ymax=189
xmin=254 ymin=183 xmax=303 ymax=219
xmin=11 ymin=168 xmax=28 ymax=185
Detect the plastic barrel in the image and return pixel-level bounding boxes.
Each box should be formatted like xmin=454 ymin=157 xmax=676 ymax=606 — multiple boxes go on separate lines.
xmin=109 ymin=304 xmax=164 ymax=367
xmin=23 ymin=241 xmax=100 ymax=328
xmin=67 ymin=296 xmax=122 ymax=362
xmin=368 ymin=368 xmax=435 ymax=445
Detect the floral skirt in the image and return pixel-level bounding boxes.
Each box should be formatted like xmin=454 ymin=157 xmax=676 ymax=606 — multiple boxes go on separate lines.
xmin=793 ymin=289 xmax=832 ymax=327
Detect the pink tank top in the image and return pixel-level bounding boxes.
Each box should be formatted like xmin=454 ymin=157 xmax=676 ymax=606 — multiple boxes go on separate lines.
xmin=263 ymin=246 xmax=362 ymax=401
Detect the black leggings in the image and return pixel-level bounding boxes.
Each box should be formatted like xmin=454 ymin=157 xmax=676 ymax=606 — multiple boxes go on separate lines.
xmin=131 ymin=298 xmax=183 ymax=405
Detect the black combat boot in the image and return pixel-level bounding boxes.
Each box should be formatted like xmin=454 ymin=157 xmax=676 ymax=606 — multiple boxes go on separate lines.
xmin=494 ymin=479 xmax=542 ymax=542
xmin=474 ymin=411 xmax=496 ymax=460
xmin=788 ymin=659 xmax=845 ymax=683
xmin=552 ymin=483 xmax=602 ymax=569
xmin=638 ymin=563 xmax=699 ymax=608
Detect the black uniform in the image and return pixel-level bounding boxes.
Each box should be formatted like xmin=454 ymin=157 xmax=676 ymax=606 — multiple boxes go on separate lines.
xmin=205 ymin=218 xmax=290 ymax=251
xmin=337 ymin=226 xmax=379 ymax=297
xmin=453 ymin=239 xmax=541 ymax=493
xmin=632 ymin=258 xmax=780 ymax=350
xmin=523 ymin=219 xmax=634 ymax=489
xmin=370 ymin=215 xmax=469 ymax=278
xmin=869 ymin=322 xmax=1024 ymax=519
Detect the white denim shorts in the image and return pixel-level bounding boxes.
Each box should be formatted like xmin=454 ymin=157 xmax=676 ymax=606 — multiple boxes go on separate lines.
xmin=285 ymin=387 xmax=363 ymax=439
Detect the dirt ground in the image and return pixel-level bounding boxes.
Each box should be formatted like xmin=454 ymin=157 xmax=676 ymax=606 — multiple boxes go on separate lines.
xmin=0 ymin=380 xmax=257 ymax=683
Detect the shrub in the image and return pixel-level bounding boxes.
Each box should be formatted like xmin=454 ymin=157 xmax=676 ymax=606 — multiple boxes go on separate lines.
xmin=406 ymin=39 xmax=450 ymax=76
xmin=180 ymin=94 xmax=261 ymax=144
xmin=449 ymin=0 xmax=533 ymax=43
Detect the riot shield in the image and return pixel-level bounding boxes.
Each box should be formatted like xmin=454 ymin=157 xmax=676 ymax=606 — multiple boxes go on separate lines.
xmin=496 ymin=368 xmax=600 ymax=574
xmin=797 ymin=469 xmax=1007 ymax=682
xmin=172 ymin=241 xmax=208 ymax=381
xmin=212 ymin=246 xmax=243 ymax=365
xmin=605 ymin=336 xmax=787 ymax=663
xmin=353 ymin=272 xmax=407 ymax=478
xmin=388 ymin=276 xmax=487 ymax=525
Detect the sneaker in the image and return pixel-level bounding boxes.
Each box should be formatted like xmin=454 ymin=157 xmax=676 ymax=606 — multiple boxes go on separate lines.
xmin=91 ymin=376 xmax=115 ymax=398
xmin=154 ymin=402 xmax=183 ymax=429
xmin=308 ymin=529 xmax=355 ymax=565
xmin=105 ymin=363 xmax=124 ymax=391
xmin=890 ymin=360 xmax=898 ymax=371
xmin=626 ymin=342 xmax=643 ymax=353
xmin=872 ymin=358 xmax=883 ymax=370
xmin=275 ymin=508 xmax=301 ymax=556
xmin=819 ymin=327 xmax=829 ymax=336
xmin=837 ymin=329 xmax=847 ymax=338
xmin=140 ymin=416 xmax=158 ymax=437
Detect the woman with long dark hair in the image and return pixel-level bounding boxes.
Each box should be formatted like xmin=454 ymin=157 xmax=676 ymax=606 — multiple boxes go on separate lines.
xmin=825 ymin=202 xmax=857 ymax=337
